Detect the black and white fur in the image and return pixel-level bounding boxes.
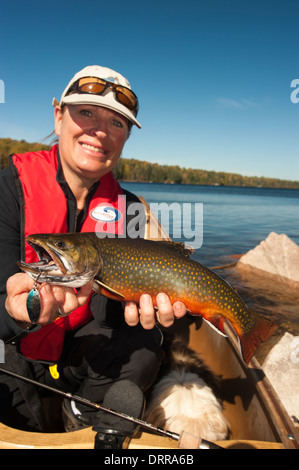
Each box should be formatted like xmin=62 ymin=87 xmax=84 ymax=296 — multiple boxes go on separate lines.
xmin=145 ymin=336 xmax=230 ymax=442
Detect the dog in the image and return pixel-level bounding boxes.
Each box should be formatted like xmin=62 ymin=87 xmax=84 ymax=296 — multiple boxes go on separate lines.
xmin=145 ymin=336 xmax=230 ymax=442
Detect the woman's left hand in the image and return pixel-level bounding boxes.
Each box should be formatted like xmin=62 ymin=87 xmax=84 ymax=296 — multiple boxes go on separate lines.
xmin=124 ymin=293 xmax=187 ymax=329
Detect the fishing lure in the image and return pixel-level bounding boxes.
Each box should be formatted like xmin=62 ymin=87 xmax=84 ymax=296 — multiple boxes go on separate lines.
xmin=26 ymin=278 xmax=41 ymax=323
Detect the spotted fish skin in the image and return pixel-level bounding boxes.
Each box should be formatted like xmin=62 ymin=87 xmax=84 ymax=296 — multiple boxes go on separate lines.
xmin=19 ymin=233 xmax=277 ymax=363
xmin=93 ymin=237 xmax=276 ymax=364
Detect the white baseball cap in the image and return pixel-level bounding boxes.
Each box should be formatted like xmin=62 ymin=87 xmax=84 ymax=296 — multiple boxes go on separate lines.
xmin=53 ymin=65 xmax=141 ymax=128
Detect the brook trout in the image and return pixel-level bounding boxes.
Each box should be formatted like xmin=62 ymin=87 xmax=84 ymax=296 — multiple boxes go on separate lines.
xmin=18 ymin=233 xmax=277 ymax=363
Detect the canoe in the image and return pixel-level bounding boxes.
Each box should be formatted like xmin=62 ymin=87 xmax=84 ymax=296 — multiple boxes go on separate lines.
xmin=0 ymin=198 xmax=298 ymax=450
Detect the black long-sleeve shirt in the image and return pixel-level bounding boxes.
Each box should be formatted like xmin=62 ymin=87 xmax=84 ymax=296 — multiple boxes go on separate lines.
xmin=0 ymin=155 xmax=145 ymax=342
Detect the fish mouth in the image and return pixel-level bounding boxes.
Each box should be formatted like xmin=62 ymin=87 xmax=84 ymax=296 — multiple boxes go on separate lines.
xmin=18 ymin=239 xmax=66 ymax=275
xmin=17 ymin=238 xmax=86 ymax=286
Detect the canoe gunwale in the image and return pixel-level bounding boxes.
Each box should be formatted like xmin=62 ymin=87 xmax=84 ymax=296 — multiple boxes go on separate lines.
xmin=222 ymin=321 xmax=299 ymax=449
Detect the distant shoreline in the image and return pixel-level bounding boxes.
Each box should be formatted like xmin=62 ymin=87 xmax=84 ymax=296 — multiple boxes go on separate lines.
xmin=1 ymin=138 xmax=298 ymax=190
xmin=114 ymin=158 xmax=299 ymax=190
xmin=120 ymin=180 xmax=299 ymax=191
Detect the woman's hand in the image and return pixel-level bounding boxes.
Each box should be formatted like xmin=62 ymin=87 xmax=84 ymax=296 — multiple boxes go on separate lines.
xmin=5 ymin=273 xmax=93 ymax=325
xmin=124 ymin=293 xmax=187 ymax=329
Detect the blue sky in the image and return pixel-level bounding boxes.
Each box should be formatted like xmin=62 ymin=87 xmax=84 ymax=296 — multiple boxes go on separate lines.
xmin=0 ymin=0 xmax=298 ymax=181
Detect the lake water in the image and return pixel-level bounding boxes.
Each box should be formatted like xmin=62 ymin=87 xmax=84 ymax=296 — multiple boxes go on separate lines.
xmin=121 ymin=182 xmax=299 ymax=344
xmin=122 ymin=182 xmax=299 ymax=263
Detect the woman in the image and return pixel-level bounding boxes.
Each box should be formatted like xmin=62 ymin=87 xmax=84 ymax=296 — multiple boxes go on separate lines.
xmin=0 ymin=65 xmax=187 ymax=435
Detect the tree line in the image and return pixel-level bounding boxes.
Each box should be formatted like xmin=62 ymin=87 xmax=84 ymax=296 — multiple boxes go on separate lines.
xmin=113 ymin=158 xmax=299 ymax=189
xmin=0 ymin=138 xmax=50 ymax=169
xmin=1 ymin=138 xmax=298 ymax=189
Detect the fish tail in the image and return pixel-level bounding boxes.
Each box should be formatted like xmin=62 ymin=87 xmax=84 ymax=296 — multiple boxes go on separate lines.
xmin=239 ymin=312 xmax=277 ymax=364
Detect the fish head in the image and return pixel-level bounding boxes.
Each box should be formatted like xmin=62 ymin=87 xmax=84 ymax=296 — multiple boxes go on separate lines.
xmin=17 ymin=233 xmax=101 ymax=287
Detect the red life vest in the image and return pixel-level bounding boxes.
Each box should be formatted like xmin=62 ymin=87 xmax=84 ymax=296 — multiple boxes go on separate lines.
xmin=12 ymin=145 xmax=125 ymax=362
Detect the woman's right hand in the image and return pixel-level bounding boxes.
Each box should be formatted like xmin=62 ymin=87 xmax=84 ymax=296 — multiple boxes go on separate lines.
xmin=5 ymin=273 xmax=93 ymax=325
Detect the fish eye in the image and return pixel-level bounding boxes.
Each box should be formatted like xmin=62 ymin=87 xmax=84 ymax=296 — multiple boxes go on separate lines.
xmin=55 ymin=240 xmax=65 ymax=249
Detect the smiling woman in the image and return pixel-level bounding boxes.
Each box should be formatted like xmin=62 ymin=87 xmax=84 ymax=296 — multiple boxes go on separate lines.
xmin=54 ymin=104 xmax=130 ymax=204
xmin=0 ymin=65 xmax=187 ymax=439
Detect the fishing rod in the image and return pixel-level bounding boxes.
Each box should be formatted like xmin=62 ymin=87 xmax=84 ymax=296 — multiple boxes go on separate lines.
xmin=0 ymin=366 xmax=223 ymax=449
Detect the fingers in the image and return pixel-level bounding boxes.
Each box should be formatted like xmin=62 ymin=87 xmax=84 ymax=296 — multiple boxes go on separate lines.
xmin=155 ymin=293 xmax=175 ymax=328
xmin=124 ymin=302 xmax=139 ymax=327
xmin=139 ymin=294 xmax=157 ymax=329
xmin=6 ymin=273 xmax=34 ymax=298
xmin=124 ymin=294 xmax=164 ymax=330
xmin=124 ymin=293 xmax=187 ymax=329
xmin=37 ymin=284 xmax=61 ymax=324
xmin=172 ymin=300 xmax=187 ymax=319
xmin=37 ymin=281 xmax=93 ymax=324
xmin=155 ymin=294 xmax=187 ymax=326
xmin=76 ymin=281 xmax=94 ymax=306
xmin=5 ymin=273 xmax=36 ymax=323
xmin=5 ymin=273 xmax=93 ymax=326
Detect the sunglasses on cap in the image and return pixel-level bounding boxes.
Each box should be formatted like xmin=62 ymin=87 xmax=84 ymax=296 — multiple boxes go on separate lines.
xmin=65 ymin=77 xmax=139 ymax=116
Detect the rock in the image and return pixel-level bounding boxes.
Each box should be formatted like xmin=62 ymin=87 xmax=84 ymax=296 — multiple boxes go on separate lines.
xmin=238 ymin=232 xmax=299 ymax=283
xmin=263 ymin=332 xmax=299 ymax=424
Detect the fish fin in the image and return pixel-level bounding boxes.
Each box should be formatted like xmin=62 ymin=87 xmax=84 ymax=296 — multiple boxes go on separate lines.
xmin=153 ymin=240 xmax=194 ymax=257
xmin=190 ymin=306 xmax=228 ymax=337
xmin=203 ymin=307 xmax=277 ymax=364
xmin=238 ymin=312 xmax=277 ymax=364
xmin=92 ymin=280 xmax=126 ymax=301
xmin=223 ymin=313 xmax=277 ymax=364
